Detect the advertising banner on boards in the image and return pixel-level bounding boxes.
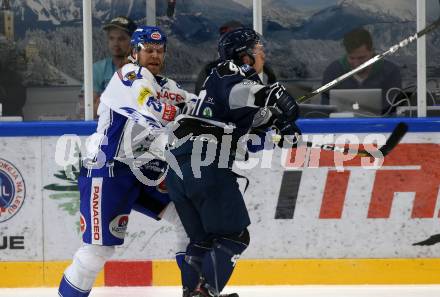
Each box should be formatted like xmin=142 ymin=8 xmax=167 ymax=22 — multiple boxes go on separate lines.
xmin=1 ymin=132 xmax=439 ymax=261
xmin=0 ymin=137 xmax=42 ymax=260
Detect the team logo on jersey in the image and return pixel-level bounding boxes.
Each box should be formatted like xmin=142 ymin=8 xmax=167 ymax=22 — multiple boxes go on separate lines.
xmin=202 ymin=107 xmax=213 ymax=118
xmin=118 ymin=70 xmax=142 ymax=87
xmin=126 ymin=71 xmax=137 ymax=81
xmin=80 ymin=214 xmax=86 ymax=234
xmin=109 ymin=214 xmax=129 ymax=239
xmin=151 ymin=32 xmax=162 ymax=40
xmin=206 ymin=97 xmax=215 ymax=104
xmin=0 ymin=159 xmax=26 ymax=223
xmin=157 ymin=90 xmax=185 ymax=103
xmin=162 ymin=104 xmax=177 ymax=121
xmin=137 ymin=87 xmax=154 ymax=106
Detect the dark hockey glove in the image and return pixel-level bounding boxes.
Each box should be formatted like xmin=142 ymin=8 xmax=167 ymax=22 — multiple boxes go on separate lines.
xmin=139 ymin=159 xmax=168 ymax=182
xmin=266 ymin=82 xmax=299 ymax=122
xmin=176 ymin=98 xmax=197 ymax=115
xmin=272 ymin=118 xmax=301 ymax=148
xmin=247 ymin=127 xmax=271 ymax=153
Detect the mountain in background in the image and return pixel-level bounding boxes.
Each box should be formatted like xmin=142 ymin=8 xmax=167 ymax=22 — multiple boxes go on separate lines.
xmin=286 ymin=0 xmax=431 ymax=41
xmin=7 ymin=0 xmax=440 ymax=83
xmin=11 ymin=0 xmax=252 ymax=40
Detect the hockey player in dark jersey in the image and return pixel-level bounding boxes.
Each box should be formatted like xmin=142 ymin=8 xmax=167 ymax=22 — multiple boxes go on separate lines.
xmin=165 ymin=28 xmax=301 ymax=297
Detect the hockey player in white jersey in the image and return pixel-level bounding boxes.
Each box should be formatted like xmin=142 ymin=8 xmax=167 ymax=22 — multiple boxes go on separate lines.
xmin=58 ymin=25 xmax=194 ymax=297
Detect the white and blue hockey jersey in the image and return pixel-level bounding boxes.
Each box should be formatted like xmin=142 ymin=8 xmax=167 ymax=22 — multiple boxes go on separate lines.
xmin=83 ymin=62 xmax=197 ymax=177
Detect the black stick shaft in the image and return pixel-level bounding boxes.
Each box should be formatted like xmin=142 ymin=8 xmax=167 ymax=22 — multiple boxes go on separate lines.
xmin=297 ymin=18 xmax=440 ymax=104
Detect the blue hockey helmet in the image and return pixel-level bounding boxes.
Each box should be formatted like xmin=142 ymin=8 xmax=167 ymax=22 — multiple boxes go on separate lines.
xmin=218 ymin=27 xmax=261 ymax=62
xmin=131 ymin=26 xmax=167 ymax=51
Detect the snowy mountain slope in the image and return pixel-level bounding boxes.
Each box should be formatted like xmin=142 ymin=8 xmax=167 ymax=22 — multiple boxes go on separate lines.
xmin=263 ymin=1 xmax=308 ymax=28
xmin=339 ymin=0 xmax=415 ymax=21
xmin=291 ymin=1 xmax=408 ymax=40
xmin=8 ymin=0 xmax=440 ymax=83
xmin=16 ymin=0 xmax=82 ymax=24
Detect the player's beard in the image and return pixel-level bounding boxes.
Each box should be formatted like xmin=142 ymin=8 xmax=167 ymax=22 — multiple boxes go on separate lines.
xmin=147 ymin=62 xmax=164 ymax=75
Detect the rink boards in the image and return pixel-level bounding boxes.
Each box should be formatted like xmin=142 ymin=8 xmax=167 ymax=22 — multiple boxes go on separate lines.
xmin=0 ymin=118 xmax=439 ymax=287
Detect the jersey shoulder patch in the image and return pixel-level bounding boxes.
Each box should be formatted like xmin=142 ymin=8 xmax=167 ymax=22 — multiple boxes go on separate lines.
xmin=117 ymin=64 xmax=143 ymax=87
xmin=215 ymin=61 xmax=245 ymax=78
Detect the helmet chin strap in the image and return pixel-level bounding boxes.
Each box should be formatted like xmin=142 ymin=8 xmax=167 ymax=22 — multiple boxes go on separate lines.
xmin=127 ymin=54 xmax=136 ymax=64
xmin=130 ymin=51 xmax=140 ymax=65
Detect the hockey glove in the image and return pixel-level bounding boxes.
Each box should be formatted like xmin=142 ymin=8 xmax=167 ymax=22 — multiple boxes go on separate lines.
xmin=266 ymin=82 xmax=299 ymax=122
xmin=247 ymin=127 xmax=276 ymax=153
xmin=176 ymin=98 xmax=198 ymax=115
xmin=272 ymin=118 xmax=301 ymax=148
xmin=139 ymin=158 xmax=168 ymax=182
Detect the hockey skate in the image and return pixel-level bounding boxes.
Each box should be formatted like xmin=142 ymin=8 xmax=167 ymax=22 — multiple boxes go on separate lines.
xmin=184 ymin=286 xmax=239 ymax=297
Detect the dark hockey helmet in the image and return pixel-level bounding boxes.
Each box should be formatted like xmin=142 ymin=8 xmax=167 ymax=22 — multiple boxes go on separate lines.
xmin=218 ymin=27 xmax=261 ymax=62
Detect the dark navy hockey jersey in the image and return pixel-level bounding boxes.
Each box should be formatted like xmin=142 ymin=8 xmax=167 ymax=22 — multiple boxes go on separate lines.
xmin=168 ymin=61 xmax=273 ymax=161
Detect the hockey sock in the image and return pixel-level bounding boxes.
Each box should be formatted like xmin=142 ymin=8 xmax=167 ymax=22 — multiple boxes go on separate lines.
xmin=181 ymin=242 xmax=212 ymax=291
xmin=58 ymin=275 xmax=91 ymax=297
xmin=58 ymin=244 xmax=114 ymax=297
xmin=176 ymin=251 xmax=186 ymax=270
xmin=201 ymin=231 xmax=249 ymax=295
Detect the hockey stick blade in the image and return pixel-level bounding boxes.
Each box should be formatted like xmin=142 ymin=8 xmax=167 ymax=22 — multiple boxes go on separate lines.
xmin=373 ymin=122 xmax=407 ymax=157
xmin=305 ymin=122 xmax=408 ymax=158
xmin=353 ymin=122 xmax=408 ymax=158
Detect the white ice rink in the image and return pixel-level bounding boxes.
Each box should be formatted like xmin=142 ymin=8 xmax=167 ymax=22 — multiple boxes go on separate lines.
xmin=1 ymin=285 xmax=440 ymax=297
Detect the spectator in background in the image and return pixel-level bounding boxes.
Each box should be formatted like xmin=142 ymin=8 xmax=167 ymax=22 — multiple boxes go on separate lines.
xmin=81 ymin=16 xmax=137 ymax=118
xmin=194 ymin=20 xmax=277 ymax=95
xmin=0 ymin=64 xmax=26 ymax=117
xmin=321 ymin=27 xmax=402 ymax=114
xmin=167 ymin=0 xmax=176 ymax=17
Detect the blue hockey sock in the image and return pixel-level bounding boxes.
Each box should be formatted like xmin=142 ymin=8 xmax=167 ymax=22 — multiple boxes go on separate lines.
xmin=181 ymin=242 xmax=211 ymax=291
xmin=201 ymin=233 xmax=249 ymax=295
xmin=176 ymin=251 xmax=186 ymax=270
xmin=58 ymin=275 xmax=91 ymax=297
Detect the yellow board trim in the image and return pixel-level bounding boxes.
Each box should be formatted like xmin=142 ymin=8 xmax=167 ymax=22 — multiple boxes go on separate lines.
xmin=0 ymin=261 xmax=104 ymax=287
xmin=152 ymin=259 xmax=440 ymax=286
xmin=152 ymin=260 xmax=181 ymax=286
xmin=2 ymin=259 xmax=440 ymax=287
xmin=228 ymin=259 xmax=440 ymax=285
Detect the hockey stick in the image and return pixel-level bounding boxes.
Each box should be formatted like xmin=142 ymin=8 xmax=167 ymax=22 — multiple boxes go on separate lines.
xmin=302 ymin=122 xmax=408 ymax=158
xmin=296 ymin=18 xmax=440 ymax=104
